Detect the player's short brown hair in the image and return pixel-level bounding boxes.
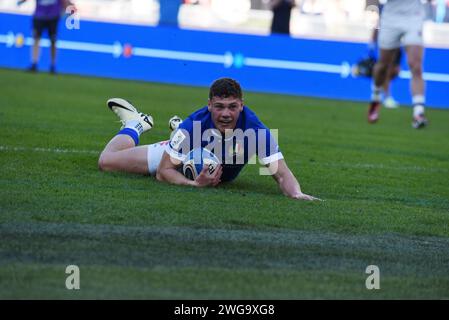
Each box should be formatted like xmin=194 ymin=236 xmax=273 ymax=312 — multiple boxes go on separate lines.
xmin=209 ymin=78 xmax=243 ymax=100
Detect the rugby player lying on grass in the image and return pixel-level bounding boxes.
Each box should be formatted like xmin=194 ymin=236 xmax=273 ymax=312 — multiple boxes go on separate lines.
xmin=98 ymin=78 xmax=319 ymax=201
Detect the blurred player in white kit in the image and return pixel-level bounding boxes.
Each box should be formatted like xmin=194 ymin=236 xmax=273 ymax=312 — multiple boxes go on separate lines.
xmin=368 ymin=0 xmax=430 ymax=129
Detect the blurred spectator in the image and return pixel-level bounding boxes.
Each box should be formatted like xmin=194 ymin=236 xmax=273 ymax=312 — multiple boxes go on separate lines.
xmin=19 ymin=0 xmax=75 ymax=74
xmin=368 ymin=0 xmax=431 ymax=129
xmin=368 ymin=4 xmax=402 ymax=109
xmin=159 ymin=0 xmax=181 ymax=27
xmin=270 ymin=0 xmax=295 ymax=35
xmin=299 ymin=0 xmax=323 ymax=15
xmin=435 ymin=0 xmax=448 ymax=23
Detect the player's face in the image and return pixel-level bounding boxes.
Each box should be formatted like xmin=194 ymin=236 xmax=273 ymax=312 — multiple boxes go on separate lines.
xmin=208 ymin=96 xmax=244 ymax=133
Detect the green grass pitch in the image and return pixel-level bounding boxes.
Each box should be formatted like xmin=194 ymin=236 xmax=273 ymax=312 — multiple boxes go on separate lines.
xmin=1 ymin=67 xmax=449 ymax=299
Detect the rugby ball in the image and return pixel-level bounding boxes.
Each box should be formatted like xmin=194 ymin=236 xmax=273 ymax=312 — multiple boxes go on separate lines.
xmin=182 ymin=148 xmax=220 ymax=180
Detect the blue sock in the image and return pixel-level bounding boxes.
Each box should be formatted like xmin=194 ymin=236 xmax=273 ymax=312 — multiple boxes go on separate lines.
xmin=117 ymin=128 xmax=139 ymax=146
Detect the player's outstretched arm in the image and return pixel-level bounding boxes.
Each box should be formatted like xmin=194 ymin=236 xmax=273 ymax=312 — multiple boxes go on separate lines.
xmin=156 ymin=152 xmax=222 ymax=187
xmin=156 ymin=152 xmax=196 ymax=186
xmin=269 ymin=159 xmax=321 ymax=201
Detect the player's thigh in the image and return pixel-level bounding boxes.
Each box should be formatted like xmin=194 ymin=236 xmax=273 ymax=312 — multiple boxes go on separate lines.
xmin=147 ymin=140 xmax=170 ymax=176
xmin=378 ymin=48 xmax=398 ymax=68
xmin=388 ymin=48 xmax=402 ymax=77
xmin=378 ymin=23 xmax=402 ymax=50
xmin=32 ymin=17 xmax=44 ymax=39
xmin=100 ymin=145 xmax=150 ymax=174
xmin=394 ymin=48 xmax=403 ymax=66
xmin=402 ymin=19 xmax=424 ymax=48
xmin=47 ymin=18 xmax=59 ymax=42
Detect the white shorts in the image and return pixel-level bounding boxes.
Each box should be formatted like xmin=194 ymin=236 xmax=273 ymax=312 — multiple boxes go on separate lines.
xmin=379 ymin=17 xmax=424 ymax=49
xmin=146 ymin=140 xmax=169 ymax=176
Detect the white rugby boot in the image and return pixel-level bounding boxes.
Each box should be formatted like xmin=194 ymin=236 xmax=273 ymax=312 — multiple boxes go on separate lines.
xmin=107 ymin=98 xmax=153 ymax=133
xmin=168 ymin=115 xmax=183 ymax=131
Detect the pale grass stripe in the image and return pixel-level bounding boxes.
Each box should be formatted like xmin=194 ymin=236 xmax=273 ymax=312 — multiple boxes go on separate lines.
xmin=0 ymin=145 xmax=98 ymax=155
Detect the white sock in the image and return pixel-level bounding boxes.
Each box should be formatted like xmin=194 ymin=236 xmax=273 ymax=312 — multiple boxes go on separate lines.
xmin=412 ymin=95 xmax=425 ymax=106
xmin=413 ymin=105 xmax=425 ymax=118
xmin=371 ymin=83 xmax=383 ymax=102
xmin=125 ymin=120 xmax=144 ymax=135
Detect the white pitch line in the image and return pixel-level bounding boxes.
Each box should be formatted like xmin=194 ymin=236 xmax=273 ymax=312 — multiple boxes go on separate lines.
xmin=0 ymin=145 xmax=98 ymax=155
xmin=2 ymin=145 xmax=445 ymax=173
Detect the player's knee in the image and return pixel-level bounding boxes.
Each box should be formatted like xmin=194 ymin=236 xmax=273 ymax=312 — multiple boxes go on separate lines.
xmin=97 ymin=154 xmax=106 ymax=171
xmin=409 ymin=62 xmax=423 ymax=77
xmin=376 ymin=62 xmax=389 ymax=73
xmin=98 ymin=153 xmax=113 ymax=171
xmin=390 ymin=66 xmax=400 ymax=79
xmin=374 ymin=63 xmax=388 ymax=78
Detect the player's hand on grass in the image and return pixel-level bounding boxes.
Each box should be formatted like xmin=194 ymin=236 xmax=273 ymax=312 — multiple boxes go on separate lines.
xmin=293 ymin=192 xmax=322 ymax=201
xmin=194 ymin=164 xmax=222 ymax=187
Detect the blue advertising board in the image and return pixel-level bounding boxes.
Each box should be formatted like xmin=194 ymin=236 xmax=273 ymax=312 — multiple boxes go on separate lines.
xmin=1 ymin=13 xmax=448 ymax=108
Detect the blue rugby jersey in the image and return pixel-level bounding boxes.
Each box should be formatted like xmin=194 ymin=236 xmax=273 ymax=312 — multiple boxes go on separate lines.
xmin=166 ymin=106 xmax=283 ymax=182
